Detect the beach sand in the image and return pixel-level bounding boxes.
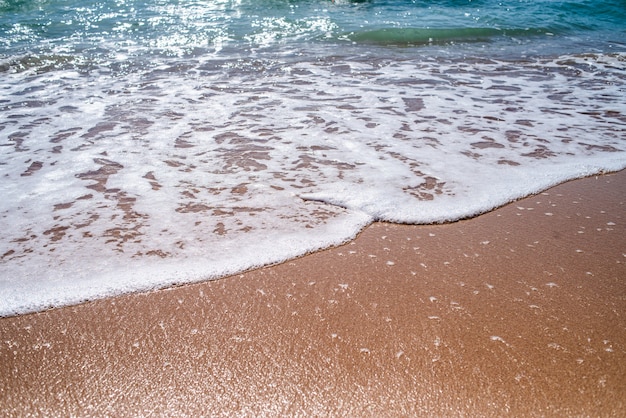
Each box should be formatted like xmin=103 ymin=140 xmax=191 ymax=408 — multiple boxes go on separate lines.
xmin=1 ymin=171 xmax=625 ymax=416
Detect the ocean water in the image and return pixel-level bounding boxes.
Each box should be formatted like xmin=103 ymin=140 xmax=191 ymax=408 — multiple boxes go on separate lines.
xmin=1 ymin=0 xmax=625 ymax=316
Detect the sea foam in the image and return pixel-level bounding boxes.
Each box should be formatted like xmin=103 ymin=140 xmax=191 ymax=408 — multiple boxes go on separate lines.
xmin=1 ymin=52 xmax=625 ymax=316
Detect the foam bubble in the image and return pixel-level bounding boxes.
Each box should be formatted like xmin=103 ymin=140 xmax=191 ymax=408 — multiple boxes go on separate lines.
xmin=1 ymin=52 xmax=625 ymax=316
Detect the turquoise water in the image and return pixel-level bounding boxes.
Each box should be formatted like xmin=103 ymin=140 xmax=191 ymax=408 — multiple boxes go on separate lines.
xmin=1 ymin=1 xmax=625 ymax=315
xmin=2 ymin=0 xmax=625 ymax=66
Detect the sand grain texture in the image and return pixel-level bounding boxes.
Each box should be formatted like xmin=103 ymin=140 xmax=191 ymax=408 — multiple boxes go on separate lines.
xmin=1 ymin=171 xmax=625 ymax=417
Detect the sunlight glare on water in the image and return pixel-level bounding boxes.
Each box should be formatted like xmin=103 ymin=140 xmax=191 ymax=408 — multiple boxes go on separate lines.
xmin=1 ymin=0 xmax=625 ymax=316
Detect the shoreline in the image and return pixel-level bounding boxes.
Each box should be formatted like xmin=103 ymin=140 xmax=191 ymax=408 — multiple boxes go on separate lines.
xmin=1 ymin=170 xmax=625 ymax=416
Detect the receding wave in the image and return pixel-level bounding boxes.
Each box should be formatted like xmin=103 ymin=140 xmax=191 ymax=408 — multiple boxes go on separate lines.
xmin=345 ymin=27 xmax=558 ymax=46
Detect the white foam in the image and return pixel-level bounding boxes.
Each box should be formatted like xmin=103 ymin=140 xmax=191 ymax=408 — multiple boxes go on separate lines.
xmin=1 ymin=53 xmax=625 ymax=316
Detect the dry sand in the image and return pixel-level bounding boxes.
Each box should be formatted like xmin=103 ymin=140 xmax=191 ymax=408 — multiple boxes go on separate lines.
xmin=1 ymin=171 xmax=625 ymax=417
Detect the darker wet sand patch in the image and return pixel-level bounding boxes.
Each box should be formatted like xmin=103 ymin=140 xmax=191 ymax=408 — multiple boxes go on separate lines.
xmin=1 ymin=171 xmax=624 ymax=416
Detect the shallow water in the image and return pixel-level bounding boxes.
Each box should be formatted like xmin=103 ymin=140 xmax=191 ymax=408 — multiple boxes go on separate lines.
xmin=1 ymin=0 xmax=625 ymax=315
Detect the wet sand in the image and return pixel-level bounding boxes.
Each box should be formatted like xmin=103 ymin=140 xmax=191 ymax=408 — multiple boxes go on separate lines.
xmin=1 ymin=171 xmax=625 ymax=417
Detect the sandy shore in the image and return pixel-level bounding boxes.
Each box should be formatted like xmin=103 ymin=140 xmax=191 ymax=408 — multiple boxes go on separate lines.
xmin=1 ymin=171 xmax=625 ymax=416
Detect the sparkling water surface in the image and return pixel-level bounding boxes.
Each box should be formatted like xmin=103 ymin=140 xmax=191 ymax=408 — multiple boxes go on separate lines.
xmin=1 ymin=0 xmax=625 ymax=315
